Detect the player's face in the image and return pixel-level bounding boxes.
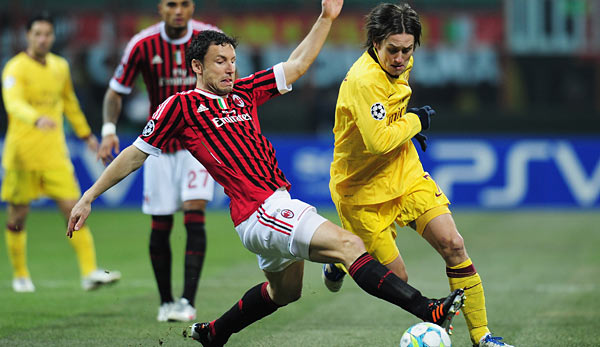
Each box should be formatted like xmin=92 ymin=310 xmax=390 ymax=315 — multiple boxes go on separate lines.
xmin=196 ymin=43 xmax=236 ymax=96
xmin=374 ymin=33 xmax=414 ymax=77
xmin=159 ymin=0 xmax=194 ymax=29
xmin=27 ymin=21 xmax=55 ymax=57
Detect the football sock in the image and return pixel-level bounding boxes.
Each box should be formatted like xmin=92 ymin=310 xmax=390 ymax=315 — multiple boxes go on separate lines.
xmin=447 ymin=258 xmax=490 ymax=343
xmin=348 ymin=252 xmax=430 ymax=319
xmin=5 ymin=224 xmax=30 ymax=278
xmin=210 ymin=282 xmax=282 ymax=344
xmin=68 ymin=225 xmax=97 ymax=277
xmin=150 ymin=215 xmax=174 ymax=304
xmin=182 ymin=210 xmax=207 ymax=307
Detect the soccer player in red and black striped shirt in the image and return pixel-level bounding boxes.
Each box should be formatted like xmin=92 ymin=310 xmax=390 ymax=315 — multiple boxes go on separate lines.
xmin=69 ymin=1 xmax=465 ymax=345
xmin=98 ymin=0 xmax=220 ymax=322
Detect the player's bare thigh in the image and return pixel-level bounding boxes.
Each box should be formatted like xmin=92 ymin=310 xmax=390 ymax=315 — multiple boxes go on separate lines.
xmin=308 ymin=220 xmax=366 ymax=268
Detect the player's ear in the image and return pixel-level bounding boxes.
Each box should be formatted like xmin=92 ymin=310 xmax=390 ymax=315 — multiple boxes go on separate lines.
xmin=157 ymin=1 xmax=163 ymax=16
xmin=191 ymin=59 xmax=203 ymax=75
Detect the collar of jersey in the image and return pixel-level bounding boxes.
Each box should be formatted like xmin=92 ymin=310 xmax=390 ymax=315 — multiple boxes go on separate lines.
xmin=195 ymin=88 xmax=228 ymax=100
xmin=367 ymin=46 xmax=399 ymax=80
xmin=160 ymin=21 xmax=193 ymax=45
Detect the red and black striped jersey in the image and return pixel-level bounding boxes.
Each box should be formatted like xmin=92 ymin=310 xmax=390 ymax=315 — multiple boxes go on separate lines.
xmin=110 ymin=20 xmax=219 ymax=153
xmin=134 ymin=63 xmax=293 ymax=225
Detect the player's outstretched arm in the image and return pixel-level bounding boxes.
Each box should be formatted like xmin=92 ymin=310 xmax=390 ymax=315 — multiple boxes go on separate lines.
xmin=282 ymin=0 xmax=343 ymax=84
xmin=67 ymin=145 xmax=149 ymax=237
xmin=98 ymin=88 xmax=124 ymax=165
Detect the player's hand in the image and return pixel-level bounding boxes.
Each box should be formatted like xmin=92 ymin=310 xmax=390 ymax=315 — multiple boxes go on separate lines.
xmin=35 ymin=116 xmax=56 ymax=130
xmin=97 ymin=134 xmax=120 ymax=166
xmin=413 ymin=132 xmax=428 ymax=152
xmin=84 ymin=134 xmax=99 ymax=153
xmin=407 ymin=105 xmax=435 ymax=131
xmin=67 ymin=197 xmax=91 ymax=238
xmin=322 ymin=0 xmax=343 ymax=21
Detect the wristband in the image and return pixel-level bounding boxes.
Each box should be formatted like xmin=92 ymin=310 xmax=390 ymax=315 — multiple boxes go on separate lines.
xmin=101 ymin=122 xmax=117 ymax=137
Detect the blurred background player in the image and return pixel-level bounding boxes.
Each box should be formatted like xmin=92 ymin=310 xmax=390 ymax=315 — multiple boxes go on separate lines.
xmin=98 ymin=0 xmax=219 ymax=322
xmin=324 ymin=3 xmax=512 ymax=347
xmin=1 ymin=12 xmax=120 ymax=293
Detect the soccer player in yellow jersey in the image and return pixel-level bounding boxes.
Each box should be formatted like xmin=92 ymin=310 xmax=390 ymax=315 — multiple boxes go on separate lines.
xmin=324 ymin=4 xmax=513 ymax=347
xmin=1 ymin=13 xmax=120 ymax=292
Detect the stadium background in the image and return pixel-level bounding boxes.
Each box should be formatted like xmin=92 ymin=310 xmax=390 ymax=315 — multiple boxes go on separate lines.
xmin=1 ymin=0 xmax=599 ymax=210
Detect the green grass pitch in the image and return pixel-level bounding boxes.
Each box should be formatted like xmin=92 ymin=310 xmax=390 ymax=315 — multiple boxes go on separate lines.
xmin=1 ymin=208 xmax=599 ymax=346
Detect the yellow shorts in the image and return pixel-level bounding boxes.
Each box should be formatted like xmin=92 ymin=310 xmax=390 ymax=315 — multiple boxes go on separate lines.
xmin=1 ymin=166 xmax=81 ymax=204
xmin=335 ymin=172 xmax=451 ymax=265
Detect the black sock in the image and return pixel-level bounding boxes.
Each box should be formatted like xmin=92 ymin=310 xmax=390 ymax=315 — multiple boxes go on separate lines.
xmin=349 ymin=252 xmax=429 ymax=319
xmin=150 ymin=215 xmax=173 ymax=304
xmin=182 ymin=210 xmax=207 ymax=306
xmin=211 ymin=282 xmax=282 ymax=344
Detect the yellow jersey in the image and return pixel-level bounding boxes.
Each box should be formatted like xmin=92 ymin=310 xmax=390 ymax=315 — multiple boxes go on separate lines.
xmin=330 ymin=49 xmax=425 ymax=205
xmin=2 ymin=52 xmax=91 ymax=170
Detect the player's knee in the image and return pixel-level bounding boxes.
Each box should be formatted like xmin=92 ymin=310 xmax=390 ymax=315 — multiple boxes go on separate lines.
xmin=286 ymin=287 xmax=302 ymax=304
xmin=183 ymin=199 xmax=207 ymax=211
xmin=439 ymin=233 xmax=465 ymax=258
xmin=271 ymin=285 xmax=302 ymax=305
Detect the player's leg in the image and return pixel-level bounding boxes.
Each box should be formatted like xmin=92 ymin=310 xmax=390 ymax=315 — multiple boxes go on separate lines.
xmin=170 ymin=150 xmax=215 ymax=322
xmin=49 ymin=167 xmax=120 ymax=290
xmin=56 ymin=198 xmax=98 ymax=277
xmin=187 ymin=189 xmax=310 ymax=344
xmin=142 ymin=154 xmax=179 ymax=319
xmin=186 ymin=190 xmax=463 ymax=344
xmin=5 ymin=203 xmax=35 ymax=292
xmin=323 ymin=200 xmax=408 ymax=290
xmin=309 ymin=219 xmax=462 ymax=327
xmin=56 ymin=198 xmax=121 ymax=290
xmin=150 ymin=214 xmax=174 ymax=318
xmin=2 ymin=169 xmax=39 ymax=292
xmin=421 ymin=211 xmax=498 ymax=345
xmin=190 ymin=261 xmax=304 ymax=346
xmin=413 ymin=174 xmax=512 ymax=346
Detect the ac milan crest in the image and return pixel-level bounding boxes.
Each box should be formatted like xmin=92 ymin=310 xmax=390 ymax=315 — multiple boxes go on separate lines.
xmin=232 ymin=94 xmax=245 ymax=107
xmin=280 ymin=209 xmax=294 ymax=219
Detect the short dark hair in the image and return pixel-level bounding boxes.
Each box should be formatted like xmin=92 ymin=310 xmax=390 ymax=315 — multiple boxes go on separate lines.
xmin=27 ymin=12 xmax=54 ymax=32
xmin=186 ymin=30 xmax=238 ymax=68
xmin=364 ymin=3 xmax=421 ymax=49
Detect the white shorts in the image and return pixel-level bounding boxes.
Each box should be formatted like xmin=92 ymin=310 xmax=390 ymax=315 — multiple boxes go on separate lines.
xmin=235 ymin=188 xmax=328 ymax=272
xmin=142 ymin=149 xmax=215 ymax=215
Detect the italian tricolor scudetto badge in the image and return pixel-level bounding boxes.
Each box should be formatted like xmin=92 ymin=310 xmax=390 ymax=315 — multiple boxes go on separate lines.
xmin=217 ymin=98 xmax=228 ymax=109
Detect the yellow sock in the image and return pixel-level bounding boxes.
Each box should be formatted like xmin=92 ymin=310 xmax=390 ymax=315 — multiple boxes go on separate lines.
xmin=5 ymin=228 xmax=30 ymax=278
xmin=68 ymin=225 xmax=97 ymax=277
xmin=447 ymin=258 xmax=490 ymax=344
xmin=334 ymin=262 xmax=348 ymax=274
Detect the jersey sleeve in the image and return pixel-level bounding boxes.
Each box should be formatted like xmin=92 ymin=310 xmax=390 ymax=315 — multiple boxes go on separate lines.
xmin=134 ymin=94 xmax=184 ymax=156
xmin=236 ymin=62 xmax=292 ymax=107
xmin=61 ymin=60 xmax=92 ymax=138
xmin=352 ymin=78 xmax=421 ymax=155
xmin=1 ymin=60 xmax=39 ymax=125
xmin=109 ymin=35 xmax=143 ymax=95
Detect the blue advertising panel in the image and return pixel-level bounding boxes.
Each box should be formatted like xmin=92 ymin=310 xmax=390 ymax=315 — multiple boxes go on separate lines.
xmin=1 ymin=135 xmax=598 ymax=209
